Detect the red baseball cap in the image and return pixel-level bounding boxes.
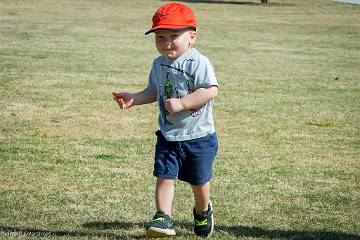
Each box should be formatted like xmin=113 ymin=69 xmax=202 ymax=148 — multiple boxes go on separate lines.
xmin=145 ymin=3 xmax=196 ymax=35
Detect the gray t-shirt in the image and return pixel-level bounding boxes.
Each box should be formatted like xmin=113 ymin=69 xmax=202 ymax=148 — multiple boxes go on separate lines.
xmin=147 ymin=48 xmax=218 ymax=141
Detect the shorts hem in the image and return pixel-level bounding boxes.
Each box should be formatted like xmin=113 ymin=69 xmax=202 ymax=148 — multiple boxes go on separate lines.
xmin=153 ymin=173 xmax=177 ymax=180
xmin=178 ymin=176 xmax=212 ymax=186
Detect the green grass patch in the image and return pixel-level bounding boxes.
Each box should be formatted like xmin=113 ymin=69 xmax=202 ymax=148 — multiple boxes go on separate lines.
xmin=1 ymin=0 xmax=359 ymax=239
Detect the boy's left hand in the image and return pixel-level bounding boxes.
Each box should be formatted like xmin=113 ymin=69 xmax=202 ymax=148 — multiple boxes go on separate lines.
xmin=165 ymin=98 xmax=185 ymax=115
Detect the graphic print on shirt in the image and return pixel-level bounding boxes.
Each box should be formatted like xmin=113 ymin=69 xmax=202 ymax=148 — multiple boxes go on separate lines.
xmin=159 ymin=62 xmax=204 ymax=127
xmin=164 ymin=74 xmax=173 ymax=98
xmin=159 ymin=73 xmax=174 ymax=127
xmin=185 ymin=79 xmax=202 ymax=117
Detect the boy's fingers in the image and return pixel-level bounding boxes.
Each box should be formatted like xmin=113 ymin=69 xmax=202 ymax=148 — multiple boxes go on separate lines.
xmin=120 ymin=99 xmax=125 ymax=106
xmin=112 ymin=91 xmax=129 ymax=109
xmin=112 ymin=92 xmax=119 ymax=98
xmin=114 ymin=98 xmax=126 ymax=109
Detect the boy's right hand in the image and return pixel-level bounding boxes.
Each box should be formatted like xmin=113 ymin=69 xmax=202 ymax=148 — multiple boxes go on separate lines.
xmin=112 ymin=91 xmax=134 ymax=109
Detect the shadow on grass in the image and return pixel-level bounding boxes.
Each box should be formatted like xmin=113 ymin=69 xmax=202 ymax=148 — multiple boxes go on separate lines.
xmin=217 ymin=225 xmax=360 ymax=240
xmin=161 ymin=0 xmax=296 ymax=6
xmin=1 ymin=222 xmax=359 ymax=239
xmin=82 ymin=221 xmax=144 ymax=230
xmin=85 ymin=221 xmax=360 ymax=240
xmin=0 ymin=224 xmax=143 ymax=239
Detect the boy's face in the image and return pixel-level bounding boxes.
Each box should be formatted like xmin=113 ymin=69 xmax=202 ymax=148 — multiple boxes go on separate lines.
xmin=155 ymin=29 xmax=196 ymax=59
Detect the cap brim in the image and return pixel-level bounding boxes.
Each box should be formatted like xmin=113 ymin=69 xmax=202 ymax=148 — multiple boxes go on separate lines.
xmin=144 ymin=29 xmax=155 ymax=35
xmin=145 ymin=26 xmax=196 ymax=35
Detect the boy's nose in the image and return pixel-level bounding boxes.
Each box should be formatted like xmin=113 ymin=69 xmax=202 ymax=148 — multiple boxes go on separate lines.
xmin=164 ymin=41 xmax=172 ymax=47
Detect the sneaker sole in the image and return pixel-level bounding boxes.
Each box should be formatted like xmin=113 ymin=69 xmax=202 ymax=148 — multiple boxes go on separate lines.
xmin=146 ymin=227 xmax=176 ymax=238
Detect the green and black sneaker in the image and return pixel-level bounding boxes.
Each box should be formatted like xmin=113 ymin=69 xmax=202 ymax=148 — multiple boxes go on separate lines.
xmin=193 ymin=200 xmax=214 ymax=238
xmin=146 ymin=211 xmax=176 ymax=238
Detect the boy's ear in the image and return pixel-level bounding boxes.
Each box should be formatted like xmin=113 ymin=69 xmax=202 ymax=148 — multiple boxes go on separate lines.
xmin=190 ymin=31 xmax=197 ymax=44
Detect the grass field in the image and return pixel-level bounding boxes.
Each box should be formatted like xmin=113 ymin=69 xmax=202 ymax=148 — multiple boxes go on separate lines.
xmin=0 ymin=0 xmax=359 ymax=239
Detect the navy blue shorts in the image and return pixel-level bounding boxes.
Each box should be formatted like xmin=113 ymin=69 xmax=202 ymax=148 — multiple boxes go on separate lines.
xmin=153 ymin=130 xmax=218 ymax=186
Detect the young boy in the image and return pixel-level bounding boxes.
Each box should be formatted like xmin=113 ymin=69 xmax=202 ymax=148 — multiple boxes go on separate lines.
xmin=113 ymin=2 xmax=218 ymax=238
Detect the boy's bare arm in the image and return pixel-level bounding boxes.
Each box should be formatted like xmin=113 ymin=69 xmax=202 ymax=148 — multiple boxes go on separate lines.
xmin=132 ymin=88 xmax=157 ymax=106
xmin=113 ymin=87 xmax=157 ymax=109
xmin=165 ymin=86 xmax=218 ymax=114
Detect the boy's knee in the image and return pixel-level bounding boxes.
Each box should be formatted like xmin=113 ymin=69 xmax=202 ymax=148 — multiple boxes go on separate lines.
xmin=190 ymin=181 xmax=210 ymax=190
xmin=157 ymin=177 xmax=175 ymax=185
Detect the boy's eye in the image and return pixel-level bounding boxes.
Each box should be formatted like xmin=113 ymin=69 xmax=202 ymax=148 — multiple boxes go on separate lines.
xmin=171 ymin=34 xmax=179 ymax=39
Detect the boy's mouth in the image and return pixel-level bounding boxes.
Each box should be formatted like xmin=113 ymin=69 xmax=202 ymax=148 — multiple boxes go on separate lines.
xmin=163 ymin=50 xmax=177 ymax=56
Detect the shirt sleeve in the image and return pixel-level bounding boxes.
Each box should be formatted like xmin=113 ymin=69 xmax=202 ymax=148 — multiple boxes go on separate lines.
xmin=147 ymin=59 xmax=157 ymax=92
xmin=193 ymin=55 xmax=218 ymax=89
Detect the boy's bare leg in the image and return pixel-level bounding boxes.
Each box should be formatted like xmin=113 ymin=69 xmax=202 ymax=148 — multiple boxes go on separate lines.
xmin=191 ymin=181 xmax=210 ymax=214
xmin=155 ymin=177 xmax=175 ymax=217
